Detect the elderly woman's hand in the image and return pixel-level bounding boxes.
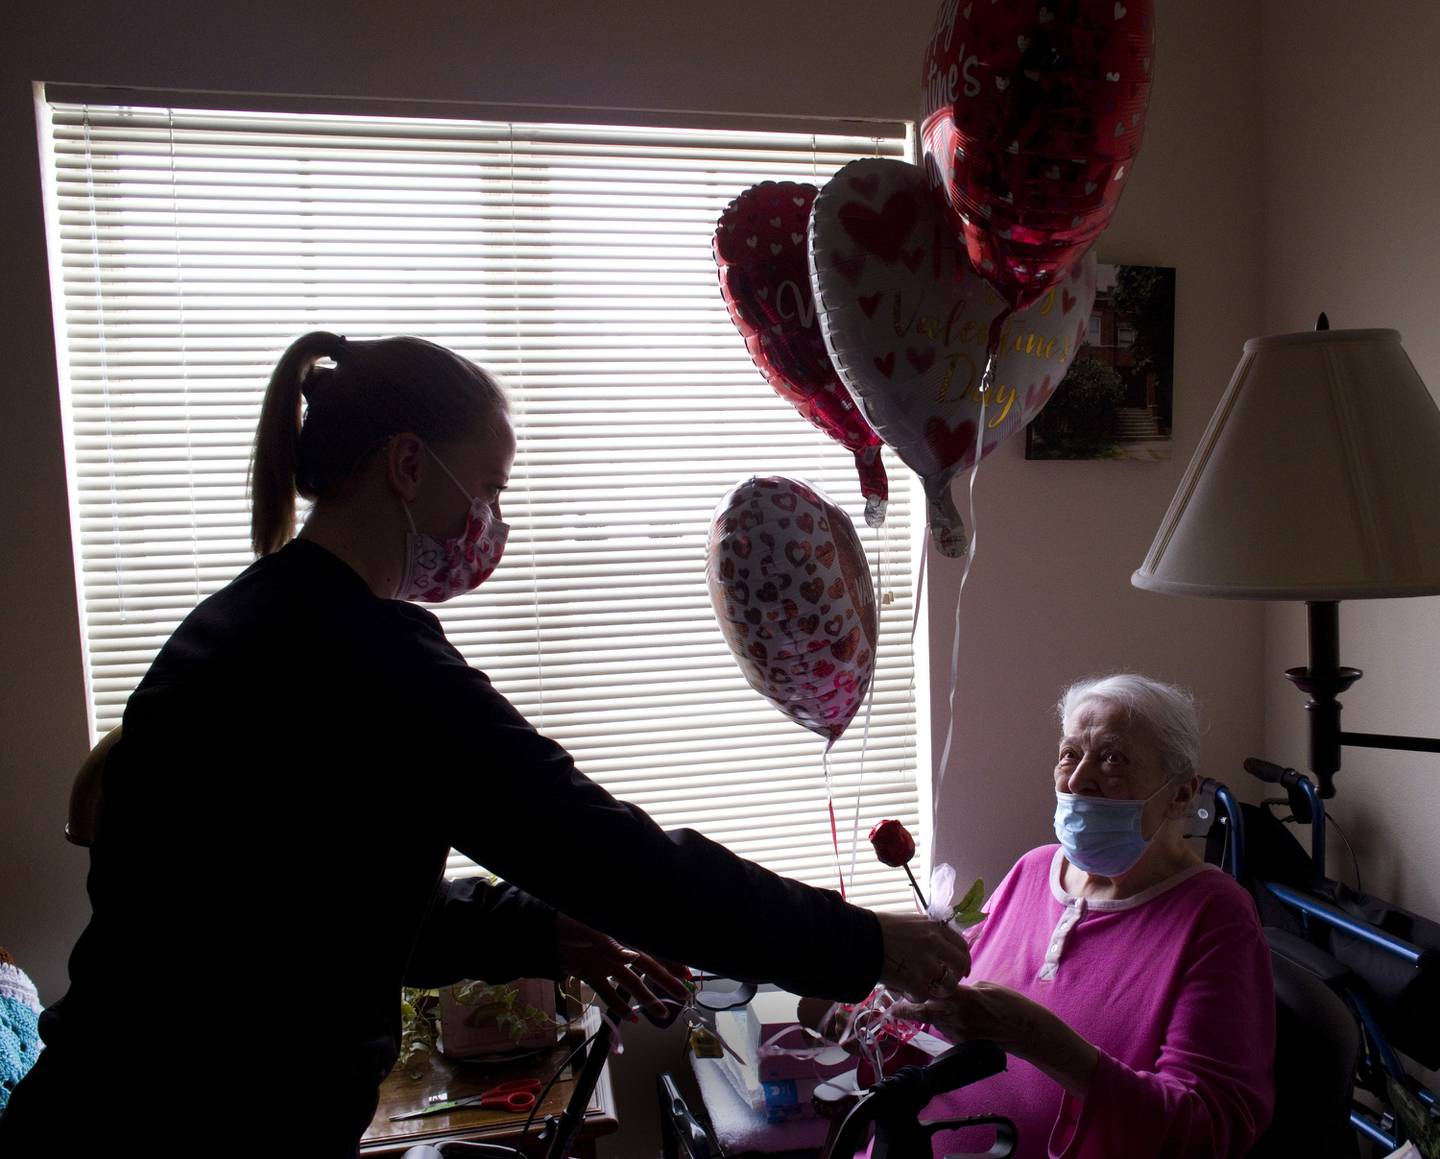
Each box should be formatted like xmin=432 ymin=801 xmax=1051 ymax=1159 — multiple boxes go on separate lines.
xmin=895 ymin=982 xmax=1100 ymax=1098
xmin=875 ymin=912 xmax=973 ymax=1000
xmin=894 ymin=982 xmax=1035 ymax=1050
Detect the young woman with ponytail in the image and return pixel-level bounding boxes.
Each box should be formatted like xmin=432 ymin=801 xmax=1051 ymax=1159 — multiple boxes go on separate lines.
xmin=0 ymin=333 xmax=971 ymax=1157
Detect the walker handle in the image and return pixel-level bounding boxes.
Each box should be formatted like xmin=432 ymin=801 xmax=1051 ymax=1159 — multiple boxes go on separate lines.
xmin=1243 ymin=758 xmax=1318 ymax=825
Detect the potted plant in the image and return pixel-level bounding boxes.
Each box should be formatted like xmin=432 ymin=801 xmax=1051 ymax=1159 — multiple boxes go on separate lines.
xmin=398 ymin=980 xmax=560 ymax=1079
xmin=438 ymin=978 xmax=559 ymax=1059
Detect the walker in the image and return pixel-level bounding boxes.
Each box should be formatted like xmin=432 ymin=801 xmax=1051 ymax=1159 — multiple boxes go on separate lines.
xmin=1207 ymin=759 xmax=1440 ymax=1155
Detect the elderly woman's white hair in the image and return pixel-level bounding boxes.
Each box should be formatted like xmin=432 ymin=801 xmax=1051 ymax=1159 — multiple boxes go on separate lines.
xmin=1057 ymin=674 xmax=1201 ymax=781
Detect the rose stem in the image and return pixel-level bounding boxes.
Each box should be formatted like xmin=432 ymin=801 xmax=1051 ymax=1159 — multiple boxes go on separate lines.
xmin=903 ymin=864 xmax=928 ymax=912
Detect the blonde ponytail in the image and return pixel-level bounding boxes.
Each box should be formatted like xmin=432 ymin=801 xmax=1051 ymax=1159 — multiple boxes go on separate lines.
xmin=250 ymin=331 xmax=346 ymax=556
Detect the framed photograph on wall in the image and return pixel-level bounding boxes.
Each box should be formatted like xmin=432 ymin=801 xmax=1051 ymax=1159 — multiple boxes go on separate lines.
xmin=1025 ymin=263 xmax=1177 ymax=461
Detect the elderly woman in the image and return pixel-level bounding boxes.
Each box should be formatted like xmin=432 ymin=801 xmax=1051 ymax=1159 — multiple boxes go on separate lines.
xmin=899 ymin=674 xmax=1276 ymax=1158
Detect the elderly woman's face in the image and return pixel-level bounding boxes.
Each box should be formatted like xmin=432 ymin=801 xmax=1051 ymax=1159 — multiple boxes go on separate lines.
xmin=1054 ymin=698 xmax=1169 ymax=801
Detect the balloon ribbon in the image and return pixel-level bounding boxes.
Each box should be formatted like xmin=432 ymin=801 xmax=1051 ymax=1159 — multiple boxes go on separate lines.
xmin=823 ymin=743 xmax=845 ymax=900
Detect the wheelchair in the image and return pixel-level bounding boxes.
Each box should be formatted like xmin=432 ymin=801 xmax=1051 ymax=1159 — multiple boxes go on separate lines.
xmin=1206 ymin=762 xmax=1440 ymax=1156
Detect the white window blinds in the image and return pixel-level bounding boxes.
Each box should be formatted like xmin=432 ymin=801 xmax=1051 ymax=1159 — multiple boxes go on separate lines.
xmin=44 ymin=98 xmax=922 ymax=909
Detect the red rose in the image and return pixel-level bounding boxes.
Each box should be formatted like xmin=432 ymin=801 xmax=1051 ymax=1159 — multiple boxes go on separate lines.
xmin=868 ymin=819 xmax=916 ymax=868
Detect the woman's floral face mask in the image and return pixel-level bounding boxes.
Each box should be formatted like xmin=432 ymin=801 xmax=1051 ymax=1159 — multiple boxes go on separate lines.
xmin=396 ymin=445 xmax=508 ymax=603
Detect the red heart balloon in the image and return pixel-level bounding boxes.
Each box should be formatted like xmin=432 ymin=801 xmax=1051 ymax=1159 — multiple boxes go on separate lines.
xmin=714 ymin=182 xmax=889 ymax=525
xmin=920 ymin=0 xmax=1154 ymax=311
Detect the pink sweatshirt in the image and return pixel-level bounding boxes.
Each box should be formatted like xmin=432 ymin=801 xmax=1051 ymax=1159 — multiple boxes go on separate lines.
xmin=922 ymin=846 xmax=1275 ymax=1158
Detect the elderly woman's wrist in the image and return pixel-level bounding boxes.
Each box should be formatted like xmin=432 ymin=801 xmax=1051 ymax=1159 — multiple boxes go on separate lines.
xmin=1013 ymin=1007 xmax=1098 ymax=1097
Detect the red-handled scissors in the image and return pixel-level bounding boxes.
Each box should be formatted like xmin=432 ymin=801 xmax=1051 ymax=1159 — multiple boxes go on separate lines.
xmin=389 ymin=1078 xmax=543 ymax=1120
xmin=473 ymin=1078 xmax=542 ymax=1111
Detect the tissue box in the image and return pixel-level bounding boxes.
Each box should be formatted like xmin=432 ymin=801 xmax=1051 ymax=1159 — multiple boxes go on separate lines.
xmin=713 ymin=988 xmax=856 ymax=1119
xmin=749 ymin=990 xmax=854 ymax=1082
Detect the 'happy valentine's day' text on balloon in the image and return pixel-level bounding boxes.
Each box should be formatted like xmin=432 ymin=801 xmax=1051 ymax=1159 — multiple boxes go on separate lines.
xmin=810 ymin=157 xmax=1096 ymax=558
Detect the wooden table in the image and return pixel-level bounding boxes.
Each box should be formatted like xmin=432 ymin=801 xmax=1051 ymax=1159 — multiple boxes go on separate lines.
xmin=360 ymin=1008 xmax=617 ymax=1158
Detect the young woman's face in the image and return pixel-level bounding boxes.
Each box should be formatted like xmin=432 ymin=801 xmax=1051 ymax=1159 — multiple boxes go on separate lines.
xmin=411 ymin=413 xmax=516 ymax=540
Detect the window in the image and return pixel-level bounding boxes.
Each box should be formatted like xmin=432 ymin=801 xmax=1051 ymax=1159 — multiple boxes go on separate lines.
xmin=43 ymin=96 xmax=923 ymax=909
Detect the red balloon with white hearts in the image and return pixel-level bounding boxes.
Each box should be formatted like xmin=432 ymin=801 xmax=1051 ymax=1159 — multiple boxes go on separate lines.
xmin=706 ymin=476 xmax=878 ymax=744
xmin=920 ymin=0 xmax=1153 ymax=311
xmin=714 ymin=182 xmax=889 ymax=525
xmin=809 ymin=157 xmax=1097 ymax=557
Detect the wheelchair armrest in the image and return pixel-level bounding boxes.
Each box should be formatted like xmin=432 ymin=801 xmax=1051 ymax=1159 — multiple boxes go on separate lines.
xmin=1266 ymin=927 xmax=1354 ymax=988
xmin=1263 ymin=884 xmax=1431 ymax=968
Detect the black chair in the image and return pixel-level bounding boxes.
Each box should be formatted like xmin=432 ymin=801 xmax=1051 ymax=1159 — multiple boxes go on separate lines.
xmin=1202 ymin=778 xmax=1371 ymax=1156
xmin=1248 ymin=932 xmax=1362 ymax=1158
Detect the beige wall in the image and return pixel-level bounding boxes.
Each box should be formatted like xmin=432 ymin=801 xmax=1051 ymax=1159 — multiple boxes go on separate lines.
xmin=928 ymin=1 xmax=1267 ymax=888
xmin=1259 ymin=0 xmax=1440 ymax=915
xmin=4 ymin=0 xmax=1269 ymax=1147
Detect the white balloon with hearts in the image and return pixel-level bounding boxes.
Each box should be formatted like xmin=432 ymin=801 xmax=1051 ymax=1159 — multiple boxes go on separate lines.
xmin=809 ymin=157 xmax=1098 ymax=557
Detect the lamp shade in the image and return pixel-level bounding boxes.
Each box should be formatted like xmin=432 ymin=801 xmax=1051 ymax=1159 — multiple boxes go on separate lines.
xmin=1133 ymin=328 xmax=1440 ymax=600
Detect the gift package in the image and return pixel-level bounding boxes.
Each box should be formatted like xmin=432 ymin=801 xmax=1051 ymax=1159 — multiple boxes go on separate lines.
xmin=713 ymin=988 xmax=855 ymax=1122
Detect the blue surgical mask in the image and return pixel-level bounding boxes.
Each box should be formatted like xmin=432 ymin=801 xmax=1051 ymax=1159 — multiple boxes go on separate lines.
xmin=1053 ymin=774 xmax=1185 ymax=877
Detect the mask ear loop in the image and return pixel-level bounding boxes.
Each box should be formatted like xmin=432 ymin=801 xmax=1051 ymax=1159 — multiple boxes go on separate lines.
xmin=388 ymin=498 xmax=420 ymax=601
xmin=411 ymin=442 xmax=499 ymax=552
xmin=1156 ymin=770 xmax=1199 ymax=830
xmin=1134 ymin=770 xmax=1198 ymax=854
xmin=1149 ymin=768 xmax=1191 ymax=806
xmin=420 ymin=442 xmax=480 ymax=507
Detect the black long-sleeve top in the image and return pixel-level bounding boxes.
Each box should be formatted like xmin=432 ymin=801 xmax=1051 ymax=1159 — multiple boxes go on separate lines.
xmin=7 ymin=539 xmax=881 ymax=1155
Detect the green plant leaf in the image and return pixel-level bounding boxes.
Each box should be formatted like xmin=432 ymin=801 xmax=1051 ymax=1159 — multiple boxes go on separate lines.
xmin=956 ymin=878 xmax=986 ymax=914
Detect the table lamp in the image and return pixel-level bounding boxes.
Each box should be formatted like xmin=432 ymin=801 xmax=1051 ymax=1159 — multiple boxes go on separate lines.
xmin=1132 ymin=317 xmax=1440 ymax=797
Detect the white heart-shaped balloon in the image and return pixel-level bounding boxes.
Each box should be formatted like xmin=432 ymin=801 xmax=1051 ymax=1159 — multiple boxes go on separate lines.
xmin=809 ymin=158 xmax=1097 ymax=556
xmin=706 ymin=476 xmax=877 ymax=745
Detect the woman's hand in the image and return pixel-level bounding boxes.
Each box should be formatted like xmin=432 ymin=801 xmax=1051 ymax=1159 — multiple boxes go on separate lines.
xmin=875 ymin=911 xmax=973 ymax=1000
xmin=893 ymin=981 xmax=1035 ymax=1051
xmin=895 ymin=982 xmax=1099 ymax=1097
xmin=554 ymin=913 xmax=690 ymax=1026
